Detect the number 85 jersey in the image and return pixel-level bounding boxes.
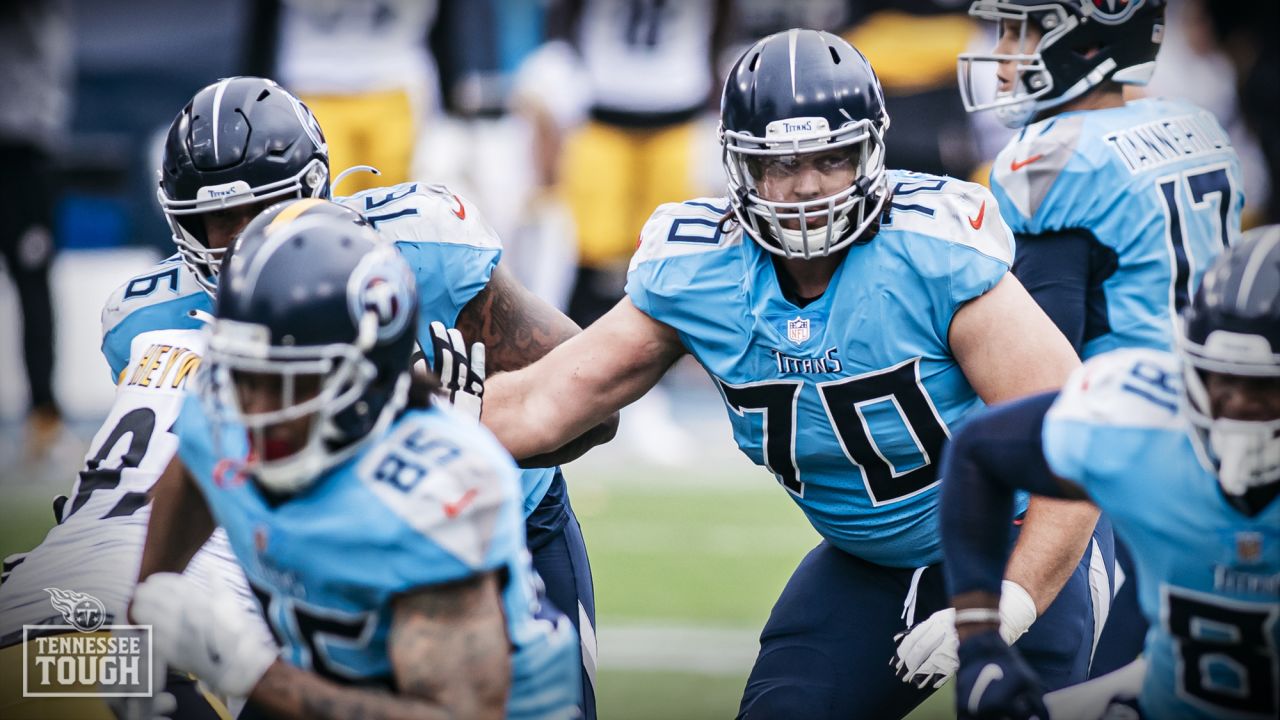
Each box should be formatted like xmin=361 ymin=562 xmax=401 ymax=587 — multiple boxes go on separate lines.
xmin=626 ymin=171 xmax=1024 ymax=568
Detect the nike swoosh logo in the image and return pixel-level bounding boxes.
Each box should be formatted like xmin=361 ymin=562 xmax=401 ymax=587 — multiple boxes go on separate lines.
xmin=968 ymin=200 xmax=986 ymax=230
xmin=968 ymin=663 xmax=1005 ymax=714
xmin=450 ymin=194 xmax=466 ymax=220
xmin=443 ymin=488 xmax=479 ymax=518
xmin=1009 ymin=154 xmax=1044 ymax=171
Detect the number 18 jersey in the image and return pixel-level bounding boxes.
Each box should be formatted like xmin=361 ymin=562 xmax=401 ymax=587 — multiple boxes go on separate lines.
xmin=626 ymin=171 xmax=1024 ymax=568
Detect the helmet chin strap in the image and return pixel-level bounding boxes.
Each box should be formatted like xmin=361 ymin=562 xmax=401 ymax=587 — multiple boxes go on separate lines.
xmin=332 ymin=165 xmax=382 ymax=194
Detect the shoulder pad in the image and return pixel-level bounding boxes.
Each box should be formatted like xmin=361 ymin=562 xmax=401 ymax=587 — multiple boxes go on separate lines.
xmin=991 ymin=113 xmax=1090 ymax=221
xmin=116 ymin=328 xmax=207 ymax=392
xmin=338 ymin=183 xmax=503 ymax=251
xmin=356 ymin=409 xmax=515 ymax=568
xmin=885 ymin=173 xmax=1013 ymax=265
xmin=100 ymin=257 xmax=202 ymax=339
xmin=1048 ymin=348 xmax=1185 ymax=431
xmin=629 ymin=197 xmax=740 ymax=271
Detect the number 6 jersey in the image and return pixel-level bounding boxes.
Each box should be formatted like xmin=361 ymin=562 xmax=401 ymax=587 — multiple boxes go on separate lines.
xmin=626 ymin=171 xmax=1025 ymax=568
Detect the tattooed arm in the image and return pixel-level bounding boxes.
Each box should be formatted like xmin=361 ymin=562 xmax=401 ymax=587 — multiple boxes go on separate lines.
xmin=456 ymin=262 xmax=619 ymax=465
xmin=246 ymin=572 xmax=510 ymax=720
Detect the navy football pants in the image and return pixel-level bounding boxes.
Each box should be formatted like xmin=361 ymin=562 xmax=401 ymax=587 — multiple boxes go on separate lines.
xmin=528 ymin=471 xmax=597 ymax=720
xmin=738 ymin=517 xmax=1114 ymax=719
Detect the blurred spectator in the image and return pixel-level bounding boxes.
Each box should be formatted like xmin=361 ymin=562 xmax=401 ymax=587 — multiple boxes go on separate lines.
xmin=0 ymin=0 xmax=74 ymax=455
xmin=254 ymin=0 xmax=441 ymax=194
xmin=548 ymin=0 xmax=733 ymax=329
xmin=1142 ymin=0 xmax=1272 ymax=227
xmin=1203 ymin=2 xmax=1279 ymax=224
xmin=842 ymin=0 xmax=983 ymax=180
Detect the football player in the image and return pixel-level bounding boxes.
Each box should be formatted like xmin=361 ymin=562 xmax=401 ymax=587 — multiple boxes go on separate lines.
xmin=130 ymin=205 xmax=581 ymax=719
xmin=947 ymin=0 xmax=1246 ymax=681
xmin=0 ymin=325 xmax=259 ymax=719
xmin=99 ymin=76 xmax=609 ymax=715
xmin=457 ymin=29 xmax=1112 ymax=718
xmin=939 ymin=226 xmax=1279 ymax=719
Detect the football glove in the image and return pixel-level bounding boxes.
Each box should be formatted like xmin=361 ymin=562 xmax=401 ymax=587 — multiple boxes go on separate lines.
xmin=893 ymin=580 xmax=1037 ymax=689
xmin=105 ymin=643 xmax=175 ymax=720
xmin=131 ymin=573 xmax=278 ymax=699
xmin=956 ymin=630 xmax=1048 ymax=720
xmin=429 ymin=321 xmax=486 ymax=421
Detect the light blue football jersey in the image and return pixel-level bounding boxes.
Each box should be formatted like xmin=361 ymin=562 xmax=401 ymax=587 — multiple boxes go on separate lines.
xmin=1044 ymin=349 xmax=1279 ymax=719
xmin=991 ymin=98 xmax=1245 ymax=359
xmin=100 ymin=183 xmax=555 ymax=515
xmin=100 ymin=255 xmax=209 ymax=380
xmin=627 ymin=171 xmax=1027 ymax=567
xmin=177 ymin=398 xmax=581 ymax=718
xmin=337 ymin=182 xmax=556 ymax=516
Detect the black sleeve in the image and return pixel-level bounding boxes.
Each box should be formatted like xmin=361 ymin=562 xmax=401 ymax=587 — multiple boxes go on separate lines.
xmin=1011 ymin=228 xmax=1094 ymax=356
xmin=940 ymin=391 xmax=1090 ymax=597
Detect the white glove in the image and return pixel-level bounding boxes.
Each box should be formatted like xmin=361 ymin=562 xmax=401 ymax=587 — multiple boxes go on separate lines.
xmin=105 ymin=630 xmax=176 ymax=720
xmin=429 ymin=321 xmax=486 ymax=421
xmin=131 ymin=573 xmax=278 ymax=699
xmin=892 ymin=580 xmax=1037 ymax=689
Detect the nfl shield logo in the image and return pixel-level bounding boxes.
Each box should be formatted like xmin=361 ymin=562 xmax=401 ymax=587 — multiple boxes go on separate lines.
xmin=787 ymin=317 xmax=810 ymax=344
xmin=1236 ymin=532 xmax=1263 ymax=565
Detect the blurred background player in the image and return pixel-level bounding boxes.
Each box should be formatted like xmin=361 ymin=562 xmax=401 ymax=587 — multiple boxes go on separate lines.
xmin=101 ymin=76 xmax=608 ymax=719
xmin=249 ymin=0 xmax=441 ymax=193
xmin=939 ymin=226 xmax=1280 ymax=720
xmin=940 ymin=0 xmax=1246 ymax=685
xmin=0 ymin=0 xmax=74 ymax=459
xmin=131 ymin=206 xmax=581 ymax=719
xmin=469 ymin=29 xmax=1111 ymax=719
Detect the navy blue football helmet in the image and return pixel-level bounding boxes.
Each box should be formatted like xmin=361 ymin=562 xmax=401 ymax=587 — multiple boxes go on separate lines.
xmin=721 ymin=29 xmax=890 ymax=259
xmin=1179 ymin=224 xmax=1280 ymax=497
xmin=958 ymin=0 xmax=1167 ymax=127
xmin=206 ymin=199 xmax=416 ymax=494
xmin=160 ymin=77 xmax=330 ymax=295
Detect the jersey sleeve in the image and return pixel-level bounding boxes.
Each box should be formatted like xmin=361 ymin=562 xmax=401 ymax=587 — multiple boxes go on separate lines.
xmin=885 ymin=177 xmax=1013 ymax=339
xmin=355 ymin=409 xmax=525 ymax=591
xmin=625 ymin=198 xmax=734 ymax=329
xmin=989 ymin=113 xmax=1105 ymax=236
xmin=100 ymin=260 xmax=209 ymax=380
xmin=338 ymin=184 xmax=503 ymax=327
xmin=1042 ymin=348 xmax=1185 ymax=493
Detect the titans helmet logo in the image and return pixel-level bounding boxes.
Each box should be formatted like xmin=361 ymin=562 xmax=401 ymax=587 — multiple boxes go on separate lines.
xmin=1088 ymin=0 xmax=1145 ymax=25
xmin=347 ymin=246 xmax=414 ymax=343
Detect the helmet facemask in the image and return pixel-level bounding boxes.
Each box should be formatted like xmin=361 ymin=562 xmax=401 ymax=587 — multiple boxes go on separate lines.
xmin=203 ymin=312 xmax=408 ymax=496
xmin=159 ymin=157 xmax=330 ymax=296
xmin=1178 ymin=327 xmax=1280 ymax=498
xmin=958 ymin=2 xmax=1083 ymax=128
xmin=723 ymin=116 xmax=888 ymax=259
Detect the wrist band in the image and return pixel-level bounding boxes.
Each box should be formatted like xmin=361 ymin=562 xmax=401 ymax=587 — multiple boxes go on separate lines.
xmin=955 ymin=608 xmax=1002 ymax=626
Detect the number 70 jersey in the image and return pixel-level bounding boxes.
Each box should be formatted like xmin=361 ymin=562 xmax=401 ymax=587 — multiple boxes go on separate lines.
xmin=626 ymin=172 xmax=1022 ymax=569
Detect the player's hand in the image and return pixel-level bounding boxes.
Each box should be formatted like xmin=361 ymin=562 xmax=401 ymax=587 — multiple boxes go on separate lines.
xmin=956 ymin=630 xmax=1048 ymax=720
xmin=131 ymin=573 xmax=278 ymax=698
xmin=429 ymin=321 xmax=486 ymax=421
xmin=893 ymin=581 xmax=1037 ymax=688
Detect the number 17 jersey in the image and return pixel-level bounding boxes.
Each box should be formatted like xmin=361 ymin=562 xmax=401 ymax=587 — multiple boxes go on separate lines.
xmin=626 ymin=171 xmax=1022 ymax=568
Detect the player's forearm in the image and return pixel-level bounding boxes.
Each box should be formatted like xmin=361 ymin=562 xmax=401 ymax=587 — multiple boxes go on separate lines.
xmin=517 ymin=412 xmax=619 ymax=468
xmin=137 ymin=459 xmax=213 ymax=584
xmin=1006 ymin=497 xmax=1099 ymax=614
xmin=247 ymin=660 xmax=462 ymax=720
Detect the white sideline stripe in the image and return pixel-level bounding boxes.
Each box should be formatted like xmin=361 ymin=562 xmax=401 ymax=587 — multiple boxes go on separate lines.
xmin=597 ymin=624 xmax=760 ymax=675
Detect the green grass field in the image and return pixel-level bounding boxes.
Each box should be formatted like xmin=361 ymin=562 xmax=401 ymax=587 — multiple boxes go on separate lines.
xmin=0 ymin=440 xmax=954 ymax=719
